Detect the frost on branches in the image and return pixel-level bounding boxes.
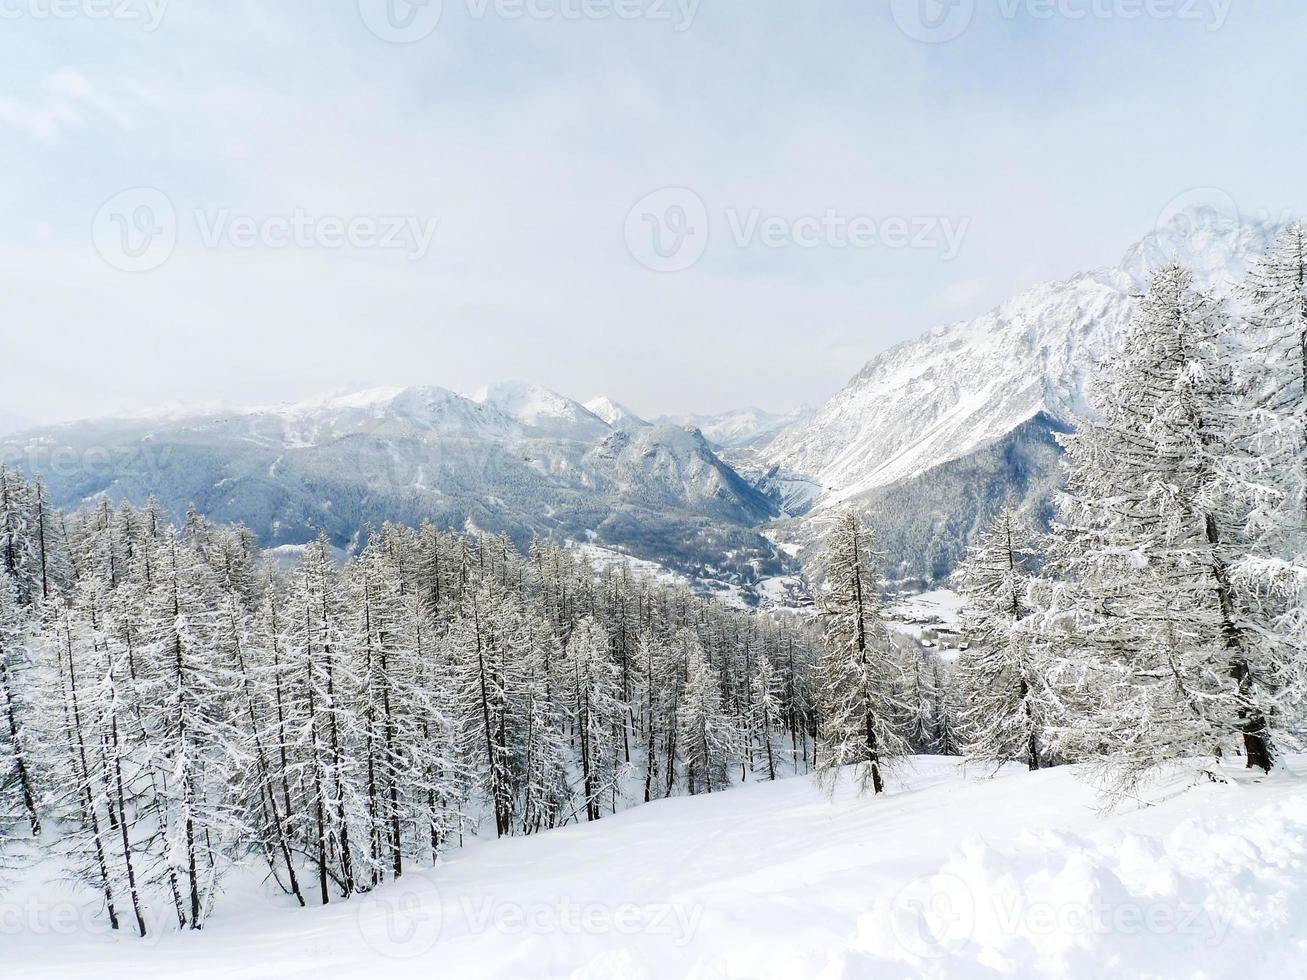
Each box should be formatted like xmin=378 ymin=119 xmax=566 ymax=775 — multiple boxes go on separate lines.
xmin=953 ymin=508 xmax=1052 ymax=771
xmin=812 ymin=510 xmax=908 ymax=796
xmin=1049 ymin=264 xmax=1281 ymax=796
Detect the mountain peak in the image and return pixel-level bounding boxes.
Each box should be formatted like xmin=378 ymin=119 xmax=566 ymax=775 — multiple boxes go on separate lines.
xmin=584 ymin=396 xmax=649 ymax=429
xmin=470 ymin=381 xmax=612 ymax=441
xmin=762 ymin=208 xmax=1302 ymax=509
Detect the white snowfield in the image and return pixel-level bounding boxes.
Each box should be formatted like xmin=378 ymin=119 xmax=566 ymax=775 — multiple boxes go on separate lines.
xmin=6 ymin=757 xmax=1307 ymax=979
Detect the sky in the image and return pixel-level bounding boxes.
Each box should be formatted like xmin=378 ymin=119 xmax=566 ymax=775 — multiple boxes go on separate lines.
xmin=3 ymin=0 xmax=1306 ymax=424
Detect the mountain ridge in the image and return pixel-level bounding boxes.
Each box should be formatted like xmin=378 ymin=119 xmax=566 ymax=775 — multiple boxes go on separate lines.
xmin=754 ymin=208 xmax=1292 ymax=514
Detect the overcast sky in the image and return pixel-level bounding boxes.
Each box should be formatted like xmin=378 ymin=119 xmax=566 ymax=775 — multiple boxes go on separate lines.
xmin=3 ymin=0 xmax=1305 ymax=424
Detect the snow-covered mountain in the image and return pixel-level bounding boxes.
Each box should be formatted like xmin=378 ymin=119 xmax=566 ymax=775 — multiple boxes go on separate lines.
xmin=657 ymin=405 xmax=812 ymax=450
xmin=760 ymin=209 xmax=1286 ymax=512
xmin=743 ymin=207 xmax=1293 ymax=582
xmin=471 ymin=381 xmax=612 ymax=441
xmin=4 ymin=383 xmax=785 ymax=594
xmin=584 ymin=396 xmax=650 ymax=430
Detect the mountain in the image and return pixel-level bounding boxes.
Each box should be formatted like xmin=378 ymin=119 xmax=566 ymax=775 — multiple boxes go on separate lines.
xmin=584 ymin=396 xmax=650 ymax=429
xmin=4 ymin=384 xmax=787 ymax=596
xmin=753 ymin=207 xmax=1292 ymax=581
xmin=657 ymin=406 xmax=812 ymax=450
xmin=470 ymin=381 xmax=612 ymax=441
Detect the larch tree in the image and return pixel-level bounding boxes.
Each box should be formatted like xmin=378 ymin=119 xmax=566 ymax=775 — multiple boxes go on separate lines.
xmin=812 ymin=510 xmax=908 ymax=796
xmin=953 ymin=509 xmax=1050 ymax=770
xmin=1050 ymin=264 xmax=1277 ymax=798
xmin=676 ymin=637 xmax=739 ymax=795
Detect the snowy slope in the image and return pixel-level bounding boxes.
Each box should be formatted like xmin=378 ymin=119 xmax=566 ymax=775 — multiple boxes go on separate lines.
xmin=761 ymin=208 xmax=1290 ymax=509
xmin=8 ymin=757 xmax=1307 ymax=979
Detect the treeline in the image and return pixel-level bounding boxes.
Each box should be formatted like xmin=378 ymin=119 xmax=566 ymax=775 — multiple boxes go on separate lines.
xmin=0 ymin=478 xmax=955 ymax=935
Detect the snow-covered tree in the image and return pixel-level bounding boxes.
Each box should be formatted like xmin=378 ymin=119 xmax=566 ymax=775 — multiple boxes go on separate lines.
xmin=0 ymin=491 xmax=834 ymax=930
xmin=931 ymin=659 xmax=962 ymax=757
xmin=1051 ymin=264 xmax=1278 ymax=796
xmin=138 ymin=539 xmax=244 ymax=929
xmin=562 ymin=617 xmax=627 ymax=819
xmin=954 ymin=509 xmax=1050 ymax=770
xmin=749 ymin=653 xmax=782 ymax=780
xmin=0 ymin=574 xmax=41 ymax=838
xmin=812 ymin=510 xmax=908 ymax=796
xmin=676 ymin=637 xmax=739 ymax=795
xmin=517 ymin=611 xmax=570 ymax=834
xmin=452 ymin=578 xmax=521 ymax=839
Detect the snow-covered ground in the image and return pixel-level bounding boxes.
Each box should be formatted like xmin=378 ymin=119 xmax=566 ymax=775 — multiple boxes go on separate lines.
xmin=885 ymin=589 xmax=968 ymax=658
xmin=7 ymin=757 xmax=1307 ymax=979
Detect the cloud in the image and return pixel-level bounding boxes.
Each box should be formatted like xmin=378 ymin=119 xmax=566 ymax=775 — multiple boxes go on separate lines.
xmin=0 ymin=67 xmax=141 ymax=141
xmin=2 ymin=1 xmax=1307 ymax=423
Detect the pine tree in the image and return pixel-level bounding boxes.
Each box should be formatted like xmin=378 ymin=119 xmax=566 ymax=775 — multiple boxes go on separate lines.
xmin=517 ymin=611 xmax=571 ymax=833
xmin=1230 ymin=225 xmax=1307 ymax=730
xmin=1051 ymin=264 xmax=1277 ymax=796
xmin=139 ymin=538 xmax=244 ymax=929
xmin=453 ymin=578 xmax=520 ymax=839
xmin=931 ymin=659 xmax=962 ymax=757
xmin=285 ymin=534 xmax=364 ymax=903
xmin=563 ymin=617 xmax=627 ymax=820
xmin=0 ymin=494 xmax=835 ymax=929
xmin=1241 ymin=222 xmax=1307 ymax=533
xmin=898 ymin=641 xmax=938 ymax=754
xmin=954 ymin=509 xmax=1049 ymax=770
xmin=812 ymin=510 xmax=908 ymax=796
xmin=0 ymin=574 xmax=41 ymax=837
xmin=677 ymin=637 xmax=739 ymax=795
xmin=749 ymin=653 xmax=782 ymax=780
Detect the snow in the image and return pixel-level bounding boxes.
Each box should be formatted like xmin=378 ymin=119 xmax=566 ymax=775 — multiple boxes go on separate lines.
xmin=885 ymin=589 xmax=968 ymax=655
xmin=761 ymin=208 xmax=1295 ymax=512
xmin=584 ymin=397 xmax=649 ymax=430
xmin=472 ymin=381 xmax=611 ymax=441
xmin=657 ymin=406 xmax=812 ymax=450
xmin=8 ymin=757 xmax=1307 ymax=979
xmin=886 ymin=589 xmax=966 ymax=628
